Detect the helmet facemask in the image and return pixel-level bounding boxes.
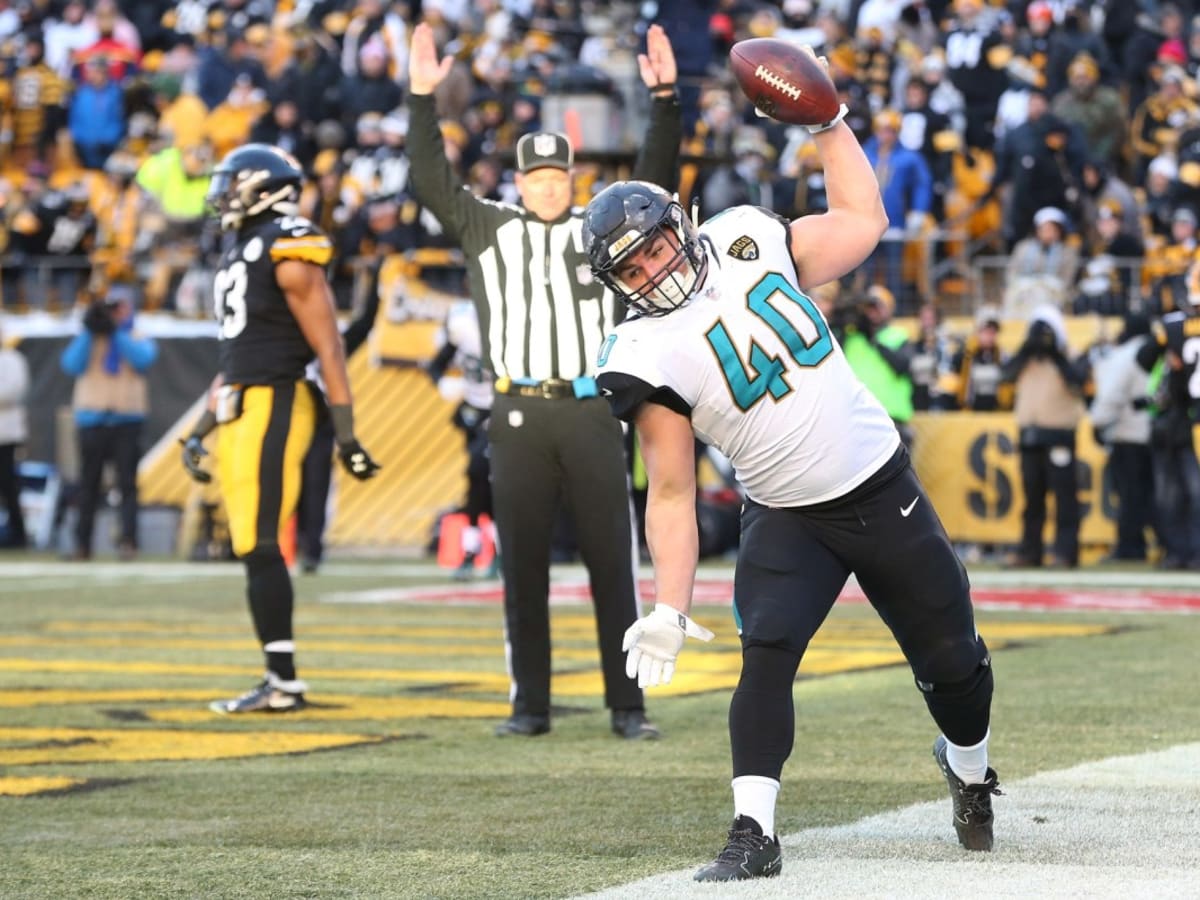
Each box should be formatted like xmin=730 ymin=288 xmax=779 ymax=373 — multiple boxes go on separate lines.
xmin=207 ymin=169 xmax=300 ymax=231
xmin=205 ymin=145 xmax=304 ymax=232
xmin=594 ymin=201 xmax=706 ymax=317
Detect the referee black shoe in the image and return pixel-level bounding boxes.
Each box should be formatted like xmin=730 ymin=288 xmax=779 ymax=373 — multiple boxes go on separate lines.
xmin=933 ymin=735 xmax=1002 ymax=851
xmin=693 ymin=815 xmax=781 ymax=882
xmin=493 ymin=714 xmax=550 ymax=737
xmin=611 ymin=708 xmax=661 ymax=740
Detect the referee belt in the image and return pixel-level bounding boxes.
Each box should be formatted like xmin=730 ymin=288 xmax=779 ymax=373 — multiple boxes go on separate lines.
xmin=495 ymin=376 xmax=598 ymax=400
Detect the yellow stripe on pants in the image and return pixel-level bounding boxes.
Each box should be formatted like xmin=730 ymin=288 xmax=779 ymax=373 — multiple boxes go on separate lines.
xmin=217 ymin=383 xmax=316 ymax=558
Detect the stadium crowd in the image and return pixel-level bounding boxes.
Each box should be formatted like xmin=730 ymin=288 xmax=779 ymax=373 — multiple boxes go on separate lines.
xmin=2 ymin=0 xmax=1200 ymax=316
xmin=0 ymin=0 xmax=1198 ymax=567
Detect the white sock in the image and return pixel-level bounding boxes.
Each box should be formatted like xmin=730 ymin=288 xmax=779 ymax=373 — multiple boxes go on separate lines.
xmin=945 ymin=729 xmax=990 ymax=784
xmin=265 ymin=671 xmax=308 ymax=694
xmin=462 ymin=525 xmax=482 ymax=556
xmin=731 ymin=775 xmax=780 ymax=838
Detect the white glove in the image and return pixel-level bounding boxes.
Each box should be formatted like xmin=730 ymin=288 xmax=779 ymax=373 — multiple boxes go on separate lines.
xmin=622 ymin=604 xmax=715 ymax=688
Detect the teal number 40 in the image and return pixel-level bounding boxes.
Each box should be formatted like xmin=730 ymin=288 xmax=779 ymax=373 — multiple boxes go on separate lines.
xmin=705 ymin=272 xmax=833 ymax=411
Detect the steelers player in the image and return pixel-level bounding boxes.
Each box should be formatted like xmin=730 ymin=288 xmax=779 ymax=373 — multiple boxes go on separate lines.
xmin=181 ymin=143 xmax=380 ymax=714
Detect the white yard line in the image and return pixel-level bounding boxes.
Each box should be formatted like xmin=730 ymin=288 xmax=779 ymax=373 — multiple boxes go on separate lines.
xmin=2 ymin=558 xmax=1197 ymax=591
xmin=580 ymin=742 xmax=1200 ymax=899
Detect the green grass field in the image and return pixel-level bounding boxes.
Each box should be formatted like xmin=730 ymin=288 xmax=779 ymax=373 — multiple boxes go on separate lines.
xmin=1 ymin=559 xmax=1197 ymax=899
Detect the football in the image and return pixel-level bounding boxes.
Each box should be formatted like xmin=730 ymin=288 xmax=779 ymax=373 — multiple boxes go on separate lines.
xmin=729 ymin=38 xmax=840 ymax=127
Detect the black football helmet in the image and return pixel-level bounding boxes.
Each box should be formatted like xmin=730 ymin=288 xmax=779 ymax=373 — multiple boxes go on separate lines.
xmin=582 ymin=180 xmax=707 ymax=317
xmin=206 ymin=143 xmax=304 ymax=231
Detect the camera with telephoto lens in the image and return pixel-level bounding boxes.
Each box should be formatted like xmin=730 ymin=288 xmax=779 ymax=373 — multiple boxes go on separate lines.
xmin=82 ymin=298 xmax=119 ymax=335
xmin=1025 ymin=320 xmax=1059 ymax=356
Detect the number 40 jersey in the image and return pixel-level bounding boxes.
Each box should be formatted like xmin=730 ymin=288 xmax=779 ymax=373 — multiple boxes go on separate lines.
xmin=214 ymin=215 xmax=335 ymax=386
xmin=596 ymin=206 xmax=900 ymax=507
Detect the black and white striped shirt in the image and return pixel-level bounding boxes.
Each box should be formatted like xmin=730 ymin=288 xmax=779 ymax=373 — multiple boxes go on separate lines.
xmin=407 ymin=93 xmax=682 ymax=382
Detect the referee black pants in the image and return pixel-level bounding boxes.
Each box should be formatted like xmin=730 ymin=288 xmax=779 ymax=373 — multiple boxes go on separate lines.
xmin=487 ymin=393 xmax=644 ymax=718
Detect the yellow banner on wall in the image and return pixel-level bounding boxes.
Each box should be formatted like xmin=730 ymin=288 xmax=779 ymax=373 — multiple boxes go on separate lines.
xmin=910 ymin=412 xmax=1117 ymax=545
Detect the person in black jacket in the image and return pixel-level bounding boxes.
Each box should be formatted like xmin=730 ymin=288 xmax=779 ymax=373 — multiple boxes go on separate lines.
xmin=407 ymin=21 xmax=682 ymax=740
xmin=296 ymin=271 xmax=382 ymax=574
xmin=1136 ymin=287 xmax=1200 ymax=570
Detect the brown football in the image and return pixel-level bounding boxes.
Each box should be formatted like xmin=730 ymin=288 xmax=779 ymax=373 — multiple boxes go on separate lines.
xmin=729 ymin=38 xmax=840 ymax=127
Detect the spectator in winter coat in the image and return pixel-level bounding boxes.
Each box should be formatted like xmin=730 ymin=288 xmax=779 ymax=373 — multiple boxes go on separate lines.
xmin=862 ymin=108 xmax=932 ymax=310
xmin=338 ymin=39 xmax=404 ymax=137
xmin=1051 ymin=52 xmax=1127 ymax=169
xmin=195 ymin=29 xmax=267 ymax=110
xmin=1090 ymin=312 xmax=1156 ymax=562
xmin=1004 ymin=206 xmax=1080 ymax=316
xmin=68 ymin=57 xmax=125 ymax=169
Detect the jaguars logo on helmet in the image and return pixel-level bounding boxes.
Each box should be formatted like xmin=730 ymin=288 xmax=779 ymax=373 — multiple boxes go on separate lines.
xmin=581 ymin=180 xmax=707 ymax=318
xmin=207 ymin=143 xmax=304 ymax=231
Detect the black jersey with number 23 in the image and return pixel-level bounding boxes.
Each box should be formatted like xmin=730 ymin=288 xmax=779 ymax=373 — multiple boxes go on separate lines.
xmin=214 ymin=215 xmax=335 ymax=385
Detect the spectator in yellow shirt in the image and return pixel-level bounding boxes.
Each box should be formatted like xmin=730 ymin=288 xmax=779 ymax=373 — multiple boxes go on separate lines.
xmin=204 ymin=75 xmax=269 ymax=161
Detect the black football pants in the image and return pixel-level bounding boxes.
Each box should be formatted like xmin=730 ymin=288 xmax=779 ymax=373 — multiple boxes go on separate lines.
xmin=0 ymin=444 xmax=26 ymax=547
xmin=1017 ymin=442 xmax=1080 ymax=566
xmin=75 ymin=421 xmax=141 ymax=553
xmin=733 ymin=448 xmax=992 ymax=772
xmin=487 ymin=393 xmax=643 ymax=718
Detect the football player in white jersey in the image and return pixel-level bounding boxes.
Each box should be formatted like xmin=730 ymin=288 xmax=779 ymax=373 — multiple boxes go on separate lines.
xmin=581 ymin=60 xmax=1000 ymax=881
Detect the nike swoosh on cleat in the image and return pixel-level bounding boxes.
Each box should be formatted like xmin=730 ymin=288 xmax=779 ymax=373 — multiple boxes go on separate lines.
xmin=900 ymin=497 xmax=919 ymax=517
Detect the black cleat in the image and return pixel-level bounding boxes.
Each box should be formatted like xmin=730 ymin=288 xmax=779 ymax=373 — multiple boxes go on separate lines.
xmin=210 ymin=676 xmax=307 ymax=714
xmin=611 ymin=708 xmax=661 ymax=740
xmin=693 ymin=815 xmax=782 ymax=882
xmin=493 ymin=714 xmax=550 ymax=737
xmin=933 ymin=735 xmax=1002 ymax=851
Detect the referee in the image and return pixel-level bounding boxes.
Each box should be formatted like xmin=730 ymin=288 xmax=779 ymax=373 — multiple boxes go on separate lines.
xmin=407 ymin=22 xmax=682 ymax=739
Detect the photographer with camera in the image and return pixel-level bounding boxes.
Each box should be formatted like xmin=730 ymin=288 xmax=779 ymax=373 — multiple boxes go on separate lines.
xmin=1001 ymin=305 xmax=1089 ymax=568
xmin=59 ymin=285 xmax=158 ymax=560
xmin=840 ymin=285 xmax=917 ymax=448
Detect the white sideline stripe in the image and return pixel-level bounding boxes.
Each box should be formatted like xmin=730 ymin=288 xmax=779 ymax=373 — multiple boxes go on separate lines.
xmin=2 ymin=560 xmax=1198 ymax=592
xmin=579 ymin=742 xmax=1200 ymax=900
xmin=0 ymin=561 xmax=448 ymax=580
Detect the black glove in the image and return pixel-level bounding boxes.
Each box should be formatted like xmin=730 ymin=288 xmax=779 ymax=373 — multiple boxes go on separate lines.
xmin=180 ymin=435 xmax=212 ymax=483
xmin=83 ymin=300 xmax=115 ymax=335
xmin=337 ymin=439 xmax=381 ymax=480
